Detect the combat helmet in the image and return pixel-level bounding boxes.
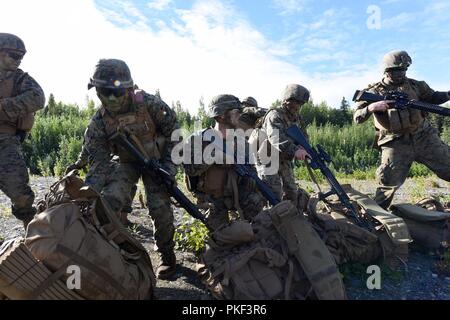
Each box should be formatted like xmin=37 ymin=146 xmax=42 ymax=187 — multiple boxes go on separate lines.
xmin=281 ymin=84 xmax=310 ymax=103
xmin=0 ymin=33 xmax=26 ymax=54
xmin=382 ymin=50 xmax=412 ymax=71
xmin=88 ymin=59 xmax=134 ymax=90
xmin=208 ymin=94 xmax=242 ymax=118
xmin=242 ymin=96 xmax=258 ymax=108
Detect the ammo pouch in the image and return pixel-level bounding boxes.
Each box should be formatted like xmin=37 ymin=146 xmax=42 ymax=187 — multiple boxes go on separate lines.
xmin=391 ymin=199 xmax=450 ymax=249
xmin=387 ymin=108 xmax=423 ymax=134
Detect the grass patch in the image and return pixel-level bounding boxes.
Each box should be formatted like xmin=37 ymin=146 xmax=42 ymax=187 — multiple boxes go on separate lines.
xmin=0 ymin=203 xmax=11 ymax=218
xmin=408 ymin=177 xmax=427 ymax=203
xmin=174 ymin=213 xmax=209 ymax=255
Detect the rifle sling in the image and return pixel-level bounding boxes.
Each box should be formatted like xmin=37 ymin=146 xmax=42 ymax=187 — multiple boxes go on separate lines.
xmin=304 ymin=160 xmax=323 ymax=194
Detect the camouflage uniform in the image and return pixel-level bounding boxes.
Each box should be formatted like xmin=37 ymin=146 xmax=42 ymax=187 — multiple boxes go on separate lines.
xmin=184 ymin=129 xmax=265 ymax=230
xmin=183 ymin=95 xmax=265 ymax=231
xmin=253 ymin=84 xmax=310 ymax=204
xmin=69 ymin=140 xmax=137 ymax=215
xmin=84 ymin=59 xmax=178 ymax=279
xmin=354 ymin=51 xmax=450 ymax=209
xmin=0 ymin=33 xmax=45 ymax=225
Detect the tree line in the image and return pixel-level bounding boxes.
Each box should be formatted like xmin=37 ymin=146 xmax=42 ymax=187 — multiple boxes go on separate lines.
xmin=23 ymin=94 xmax=450 ymax=179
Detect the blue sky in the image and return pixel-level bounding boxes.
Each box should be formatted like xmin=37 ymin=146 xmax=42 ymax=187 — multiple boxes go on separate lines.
xmin=2 ymin=0 xmax=449 ymax=112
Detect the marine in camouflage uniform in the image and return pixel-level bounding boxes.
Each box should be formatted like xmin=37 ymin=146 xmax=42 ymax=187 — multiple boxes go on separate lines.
xmin=252 ymin=84 xmax=311 ymax=205
xmin=0 ymin=33 xmax=45 ymax=227
xmin=183 ymin=94 xmax=265 ymax=231
xmin=239 ymin=96 xmax=268 ymax=130
xmin=84 ymin=59 xmax=178 ymax=279
xmin=354 ymin=50 xmax=450 ymax=209
xmin=65 ymin=138 xmax=137 ymax=224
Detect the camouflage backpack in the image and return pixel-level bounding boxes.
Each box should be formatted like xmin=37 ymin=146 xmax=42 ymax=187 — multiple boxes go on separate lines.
xmin=307 ymin=186 xmax=412 ymax=267
xmin=391 ymin=198 xmax=450 ymax=249
xmin=198 ymin=200 xmax=346 ymax=300
xmin=0 ymin=171 xmax=155 ymax=300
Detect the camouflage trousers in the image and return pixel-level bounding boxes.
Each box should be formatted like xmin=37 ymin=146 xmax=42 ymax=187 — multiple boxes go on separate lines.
xmin=85 ymin=162 xmax=136 ymax=214
xmin=101 ymin=163 xmax=175 ymax=255
xmin=0 ymin=134 xmax=35 ymax=221
xmin=374 ymin=125 xmax=450 ymax=209
xmin=260 ymin=160 xmax=298 ymax=203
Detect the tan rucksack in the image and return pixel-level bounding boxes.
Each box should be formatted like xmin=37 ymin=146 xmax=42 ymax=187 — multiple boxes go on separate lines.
xmin=18 ymin=172 xmax=155 ymax=300
xmin=391 ymin=198 xmax=450 ymax=249
xmin=307 ymin=196 xmax=382 ymax=265
xmin=198 ymin=200 xmax=346 ymax=300
xmin=307 ymin=186 xmax=412 ymax=267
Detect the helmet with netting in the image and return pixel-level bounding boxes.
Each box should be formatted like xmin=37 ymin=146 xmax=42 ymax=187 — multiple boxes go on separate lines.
xmin=88 ymin=59 xmax=134 ymax=89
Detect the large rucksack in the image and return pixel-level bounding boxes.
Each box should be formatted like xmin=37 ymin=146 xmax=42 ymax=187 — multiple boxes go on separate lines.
xmin=307 ymin=186 xmax=412 ymax=267
xmin=198 ymin=200 xmax=346 ymax=300
xmin=391 ymin=198 xmax=450 ymax=249
xmin=0 ymin=172 xmax=155 ymax=300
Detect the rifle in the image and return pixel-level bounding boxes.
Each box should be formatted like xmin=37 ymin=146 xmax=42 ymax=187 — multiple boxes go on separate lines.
xmin=285 ymin=125 xmax=369 ymax=229
xmin=211 ymin=140 xmax=281 ymax=206
xmin=353 ymin=90 xmax=450 ymax=117
xmin=109 ymin=131 xmax=210 ymax=229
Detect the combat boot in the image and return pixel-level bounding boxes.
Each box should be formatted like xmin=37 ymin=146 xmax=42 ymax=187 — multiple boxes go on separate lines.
xmin=156 ymin=251 xmax=177 ymax=280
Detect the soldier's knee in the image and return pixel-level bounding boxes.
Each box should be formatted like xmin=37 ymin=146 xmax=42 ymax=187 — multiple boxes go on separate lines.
xmin=376 ymin=162 xmax=406 ymax=186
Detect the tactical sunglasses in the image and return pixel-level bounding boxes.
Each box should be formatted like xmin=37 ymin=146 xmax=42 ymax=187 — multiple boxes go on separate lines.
xmin=5 ymin=51 xmax=24 ymax=61
xmin=287 ymin=98 xmax=305 ymax=105
xmin=96 ymin=87 xmax=127 ymax=98
xmin=386 ymin=68 xmax=407 ymax=74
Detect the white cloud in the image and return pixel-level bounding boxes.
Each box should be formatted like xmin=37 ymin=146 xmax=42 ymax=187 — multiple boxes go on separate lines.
xmin=147 ymin=0 xmax=172 ymax=11
xmin=381 ymin=12 xmax=416 ymax=29
xmin=272 ymin=0 xmax=309 ymax=15
xmin=0 ymin=0 xmax=383 ymax=113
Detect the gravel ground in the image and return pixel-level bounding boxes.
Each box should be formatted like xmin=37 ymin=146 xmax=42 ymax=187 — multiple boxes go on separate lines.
xmin=1 ymin=175 xmax=449 ymax=300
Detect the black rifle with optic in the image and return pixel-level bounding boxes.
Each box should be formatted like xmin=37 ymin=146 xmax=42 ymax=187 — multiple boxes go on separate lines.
xmin=210 ymin=139 xmax=281 ymax=206
xmin=285 ymin=125 xmax=370 ymax=229
xmin=353 ymin=90 xmax=450 ymax=117
xmin=108 ymin=131 xmax=210 ymax=229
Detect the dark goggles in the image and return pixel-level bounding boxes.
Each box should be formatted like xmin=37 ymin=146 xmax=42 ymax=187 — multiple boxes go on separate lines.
xmin=96 ymin=87 xmax=128 ymax=98
xmin=5 ymin=51 xmax=24 ymax=61
xmin=287 ymin=98 xmax=306 ymax=105
xmin=386 ymin=68 xmax=407 ymax=76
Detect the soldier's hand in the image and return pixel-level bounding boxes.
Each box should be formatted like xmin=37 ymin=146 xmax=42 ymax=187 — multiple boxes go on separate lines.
xmin=294 ymin=147 xmax=310 ymax=161
xmin=368 ymin=100 xmax=393 ymax=113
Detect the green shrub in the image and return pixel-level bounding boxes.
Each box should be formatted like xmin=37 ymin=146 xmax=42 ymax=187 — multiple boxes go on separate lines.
xmin=408 ymin=163 xmax=432 ymax=178
xmin=174 ymin=214 xmax=209 ymax=255
xmin=54 ymin=136 xmax=84 ymax=177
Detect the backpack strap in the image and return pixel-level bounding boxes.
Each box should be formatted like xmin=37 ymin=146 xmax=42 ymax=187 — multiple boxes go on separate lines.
xmin=269 ymin=201 xmax=347 ymax=300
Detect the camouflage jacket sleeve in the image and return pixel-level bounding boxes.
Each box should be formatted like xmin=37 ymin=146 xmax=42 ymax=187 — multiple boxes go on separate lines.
xmin=144 ymin=93 xmax=179 ymax=167
xmin=263 ymin=110 xmax=299 ymax=160
xmin=84 ymin=110 xmax=113 ymax=166
xmin=75 ymin=142 xmax=90 ymax=168
xmin=0 ymin=70 xmax=45 ymax=121
xmin=353 ymin=84 xmax=378 ymax=124
xmin=413 ymin=80 xmax=450 ymax=105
